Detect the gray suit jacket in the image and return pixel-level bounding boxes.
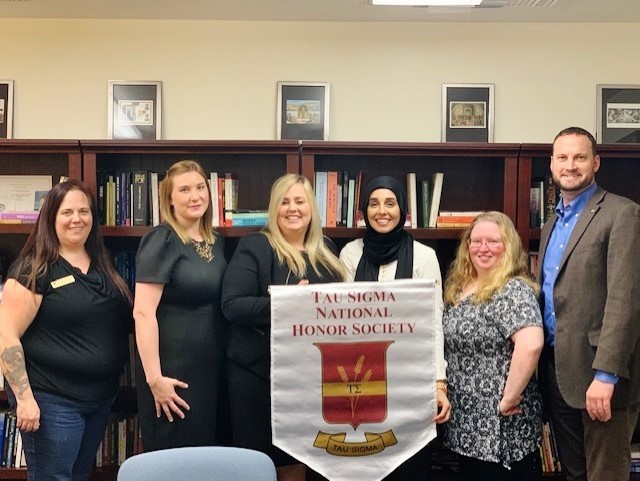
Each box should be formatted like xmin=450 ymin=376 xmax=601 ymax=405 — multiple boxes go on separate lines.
xmin=537 ymin=186 xmax=640 ymax=409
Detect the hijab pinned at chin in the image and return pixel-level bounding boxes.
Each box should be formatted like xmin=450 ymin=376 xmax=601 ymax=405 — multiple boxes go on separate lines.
xmin=355 ymin=176 xmax=414 ymax=281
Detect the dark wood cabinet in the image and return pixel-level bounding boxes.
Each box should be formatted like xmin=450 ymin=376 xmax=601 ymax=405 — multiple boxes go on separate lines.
xmin=1 ymin=139 xmax=639 ymax=480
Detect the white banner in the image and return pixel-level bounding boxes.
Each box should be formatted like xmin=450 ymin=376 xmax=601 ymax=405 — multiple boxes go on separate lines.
xmin=271 ymin=279 xmax=437 ymax=481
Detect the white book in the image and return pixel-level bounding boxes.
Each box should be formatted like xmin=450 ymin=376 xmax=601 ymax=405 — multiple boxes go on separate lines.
xmin=13 ymin=431 xmax=22 ymax=468
xmin=149 ymin=171 xmax=160 ymax=227
xmin=210 ymin=172 xmax=219 ymax=227
xmin=315 ymin=171 xmax=328 ymax=227
xmin=118 ymin=419 xmax=127 ymax=465
xmin=406 ymin=172 xmax=417 ymax=229
xmin=95 ymin=441 xmax=103 ymax=467
xmin=428 ymin=172 xmax=444 ymax=228
xmin=346 ymin=178 xmax=355 ymax=228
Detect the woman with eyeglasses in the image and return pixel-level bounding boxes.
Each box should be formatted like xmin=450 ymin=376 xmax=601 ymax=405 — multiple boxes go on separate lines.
xmin=442 ymin=211 xmax=544 ymax=481
xmin=221 ymin=173 xmax=345 ymax=481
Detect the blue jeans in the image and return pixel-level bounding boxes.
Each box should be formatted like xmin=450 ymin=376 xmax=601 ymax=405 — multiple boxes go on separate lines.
xmin=8 ymin=390 xmax=114 ymax=481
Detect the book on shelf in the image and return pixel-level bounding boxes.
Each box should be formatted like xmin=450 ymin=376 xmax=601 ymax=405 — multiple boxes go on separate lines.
xmin=428 ymin=172 xmax=444 ymax=228
xmin=132 ymin=171 xmax=149 ymax=227
xmin=530 ymin=179 xmax=544 ymax=228
xmin=326 ymin=171 xmax=338 ymax=228
xmin=341 ymin=170 xmax=349 ymax=228
xmin=353 ymin=171 xmax=367 ymax=229
xmin=149 ymin=171 xmax=160 ymax=227
xmin=406 ymin=172 xmax=418 ymax=229
xmin=314 ymin=171 xmax=328 ymax=227
xmin=336 ymin=172 xmax=343 ymax=227
xmin=435 ymin=212 xmax=482 ymax=228
xmin=0 ymin=211 xmax=39 ymax=223
xmin=438 ymin=210 xmax=484 ymax=217
xmin=544 ymin=174 xmax=559 ymax=225
xmin=223 ymin=173 xmax=239 ymax=227
xmin=209 ymin=172 xmax=219 ymax=227
xmin=226 ymin=210 xmax=269 ymax=227
xmin=419 ymin=180 xmax=431 ymax=228
xmin=528 ymin=251 xmax=539 ymax=276
xmin=217 ymin=177 xmax=224 ymax=227
xmin=346 ymin=176 xmax=355 ymax=228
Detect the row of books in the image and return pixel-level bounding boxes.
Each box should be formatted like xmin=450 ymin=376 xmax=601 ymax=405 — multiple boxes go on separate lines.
xmin=434 ymin=211 xmax=483 ymax=229
xmin=0 ymin=211 xmax=40 ymax=224
xmin=530 ymin=175 xmax=560 ymax=229
xmin=314 ymin=170 xmax=366 ymax=228
xmin=97 ymin=170 xmax=257 ymax=228
xmin=405 ymin=172 xmax=445 ymax=228
xmin=313 ymin=171 xmax=448 ymax=229
xmin=0 ymin=411 xmax=26 ymax=469
xmin=97 ymin=170 xmax=160 ymax=227
xmin=631 ymin=443 xmax=640 ymax=473
xmin=540 ymin=420 xmax=562 ymax=473
xmin=96 ymin=414 xmax=141 ymax=467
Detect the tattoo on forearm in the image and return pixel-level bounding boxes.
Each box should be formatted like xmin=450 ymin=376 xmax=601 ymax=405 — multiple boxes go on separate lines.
xmin=1 ymin=346 xmax=30 ymax=398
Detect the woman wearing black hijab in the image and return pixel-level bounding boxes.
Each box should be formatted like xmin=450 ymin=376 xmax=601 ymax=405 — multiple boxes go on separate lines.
xmin=339 ymin=176 xmax=450 ymax=480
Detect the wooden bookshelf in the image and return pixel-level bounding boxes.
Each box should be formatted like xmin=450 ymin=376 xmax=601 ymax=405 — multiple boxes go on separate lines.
xmin=301 ymin=141 xmax=519 ymax=273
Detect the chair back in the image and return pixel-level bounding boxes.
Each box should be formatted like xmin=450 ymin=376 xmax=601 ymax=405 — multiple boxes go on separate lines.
xmin=117 ymin=446 xmax=277 ymax=481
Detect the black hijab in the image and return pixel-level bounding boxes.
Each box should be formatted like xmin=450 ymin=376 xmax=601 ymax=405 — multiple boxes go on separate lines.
xmin=354 ymin=176 xmax=414 ymax=281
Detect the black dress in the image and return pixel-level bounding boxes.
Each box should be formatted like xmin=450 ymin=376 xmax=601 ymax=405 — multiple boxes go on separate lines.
xmin=135 ymin=224 xmax=227 ymax=451
xmin=221 ymin=233 xmax=341 ymax=467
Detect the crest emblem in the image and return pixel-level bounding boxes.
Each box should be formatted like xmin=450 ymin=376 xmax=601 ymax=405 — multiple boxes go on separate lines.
xmin=315 ymin=341 xmax=393 ymax=429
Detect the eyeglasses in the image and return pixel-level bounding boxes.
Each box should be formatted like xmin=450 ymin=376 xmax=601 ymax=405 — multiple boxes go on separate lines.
xmin=468 ymin=238 xmax=503 ymax=249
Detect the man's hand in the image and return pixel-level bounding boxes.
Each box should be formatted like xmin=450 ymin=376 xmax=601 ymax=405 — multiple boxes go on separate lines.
xmin=585 ymin=379 xmax=614 ymax=421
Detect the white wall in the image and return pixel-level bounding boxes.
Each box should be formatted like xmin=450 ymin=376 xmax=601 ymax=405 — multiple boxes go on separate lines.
xmin=1 ymin=19 xmax=639 ymax=143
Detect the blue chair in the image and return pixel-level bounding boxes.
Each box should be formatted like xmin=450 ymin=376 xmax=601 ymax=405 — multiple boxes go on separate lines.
xmin=117 ymin=446 xmax=277 ymax=481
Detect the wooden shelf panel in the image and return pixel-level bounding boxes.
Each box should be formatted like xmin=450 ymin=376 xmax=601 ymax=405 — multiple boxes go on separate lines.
xmin=0 ymin=468 xmax=27 ymax=480
xmin=324 ymin=227 xmax=466 ymax=240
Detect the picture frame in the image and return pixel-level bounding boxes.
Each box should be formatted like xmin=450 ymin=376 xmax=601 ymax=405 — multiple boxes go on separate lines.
xmin=0 ymin=80 xmax=14 ymax=139
xmin=277 ymin=81 xmax=329 ymax=141
xmin=441 ymin=83 xmax=494 ymax=142
xmin=596 ymin=84 xmax=640 ymax=143
xmin=108 ymin=80 xmax=162 ymax=140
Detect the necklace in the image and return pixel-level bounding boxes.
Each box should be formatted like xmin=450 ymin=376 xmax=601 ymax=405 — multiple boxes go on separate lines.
xmin=190 ymin=238 xmax=214 ymax=263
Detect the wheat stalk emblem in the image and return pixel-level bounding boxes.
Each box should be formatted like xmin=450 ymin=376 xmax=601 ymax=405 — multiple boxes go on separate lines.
xmin=337 ymin=354 xmax=373 ymax=418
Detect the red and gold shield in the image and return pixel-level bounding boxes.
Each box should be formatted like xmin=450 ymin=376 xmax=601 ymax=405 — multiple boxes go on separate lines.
xmin=315 ymin=341 xmax=393 ymax=429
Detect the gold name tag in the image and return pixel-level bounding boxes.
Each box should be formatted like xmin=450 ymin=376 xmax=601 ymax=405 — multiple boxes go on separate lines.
xmin=50 ymin=275 xmax=75 ymax=289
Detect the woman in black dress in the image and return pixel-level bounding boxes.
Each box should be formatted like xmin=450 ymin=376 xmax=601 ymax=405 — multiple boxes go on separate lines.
xmin=133 ymin=160 xmax=227 ymax=450
xmin=221 ymin=173 xmax=345 ymax=481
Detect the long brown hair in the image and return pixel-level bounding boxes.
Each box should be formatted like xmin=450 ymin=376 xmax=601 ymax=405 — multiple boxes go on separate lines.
xmin=15 ymin=179 xmax=131 ymax=303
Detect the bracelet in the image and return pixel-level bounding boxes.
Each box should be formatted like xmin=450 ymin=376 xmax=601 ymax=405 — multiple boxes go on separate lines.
xmin=436 ymin=380 xmax=448 ymax=393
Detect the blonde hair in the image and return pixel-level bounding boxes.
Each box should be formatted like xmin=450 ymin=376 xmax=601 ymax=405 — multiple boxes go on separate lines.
xmin=159 ymin=160 xmax=215 ymax=244
xmin=444 ymin=211 xmax=538 ymax=305
xmin=262 ymin=173 xmax=345 ymax=281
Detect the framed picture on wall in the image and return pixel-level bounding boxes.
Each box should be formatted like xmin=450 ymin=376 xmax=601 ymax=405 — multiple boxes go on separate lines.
xmin=0 ymin=80 xmax=14 ymax=139
xmin=277 ymin=81 xmax=329 ymax=141
xmin=596 ymin=84 xmax=640 ymax=143
xmin=441 ymin=83 xmax=494 ymax=142
xmin=108 ymin=80 xmax=162 ymax=140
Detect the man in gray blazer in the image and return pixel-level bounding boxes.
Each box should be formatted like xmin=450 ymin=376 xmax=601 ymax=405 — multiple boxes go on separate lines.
xmin=537 ymin=127 xmax=640 ymax=481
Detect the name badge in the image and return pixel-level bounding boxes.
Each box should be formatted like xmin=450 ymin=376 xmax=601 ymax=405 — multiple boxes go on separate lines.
xmin=50 ymin=275 xmax=75 ymax=289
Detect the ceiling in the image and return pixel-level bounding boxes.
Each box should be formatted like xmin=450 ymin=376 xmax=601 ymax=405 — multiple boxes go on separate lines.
xmin=0 ymin=0 xmax=639 ymax=23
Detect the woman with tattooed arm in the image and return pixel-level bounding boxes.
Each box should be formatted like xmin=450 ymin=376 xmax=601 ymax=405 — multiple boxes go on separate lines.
xmin=0 ymin=179 xmax=131 ymax=481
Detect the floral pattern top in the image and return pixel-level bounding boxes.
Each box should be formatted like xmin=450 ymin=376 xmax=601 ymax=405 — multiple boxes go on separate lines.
xmin=443 ymin=277 xmax=542 ymax=467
